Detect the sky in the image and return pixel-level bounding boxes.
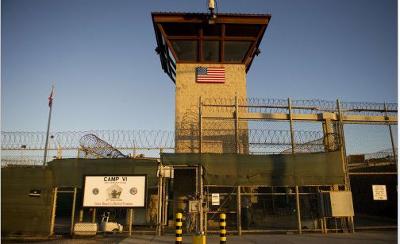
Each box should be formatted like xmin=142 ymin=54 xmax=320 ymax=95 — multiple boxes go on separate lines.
xmin=1 ymin=0 xmax=397 ymax=137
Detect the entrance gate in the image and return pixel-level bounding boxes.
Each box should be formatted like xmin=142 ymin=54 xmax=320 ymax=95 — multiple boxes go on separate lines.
xmin=50 ymin=187 xmax=78 ymax=235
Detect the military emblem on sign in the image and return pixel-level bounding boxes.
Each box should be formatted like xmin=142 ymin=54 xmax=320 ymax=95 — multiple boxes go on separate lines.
xmin=92 ymin=188 xmax=99 ymax=195
xmin=106 ymin=184 xmax=123 ymax=201
xmin=130 ymin=187 xmax=138 ymax=195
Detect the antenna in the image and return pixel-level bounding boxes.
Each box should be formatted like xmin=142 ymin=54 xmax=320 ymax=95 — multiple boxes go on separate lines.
xmin=208 ymin=0 xmax=216 ymax=19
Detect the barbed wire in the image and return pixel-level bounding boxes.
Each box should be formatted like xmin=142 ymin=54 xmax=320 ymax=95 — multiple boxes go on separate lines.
xmin=2 ymin=128 xmax=333 ymax=166
xmin=1 ymin=130 xmax=175 ymax=150
xmin=1 ymin=129 xmax=329 ymax=151
xmin=79 ymin=134 xmax=127 ymax=158
xmin=364 ymin=148 xmax=397 ymax=161
xmin=202 ymin=97 xmax=397 ymax=116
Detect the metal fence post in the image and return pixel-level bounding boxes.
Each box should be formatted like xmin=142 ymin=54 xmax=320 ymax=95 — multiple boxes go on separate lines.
xmin=237 ymin=186 xmax=242 ymax=236
xmin=384 ymin=102 xmax=397 ymax=167
xmin=129 ymin=209 xmax=133 ymax=236
xmin=49 ymin=187 xmax=58 ymax=236
xmin=92 ymin=208 xmax=96 ymax=223
xmin=295 ymin=186 xmax=302 ymax=234
xmin=70 ymin=187 xmax=77 ymax=235
xmin=288 ymin=98 xmax=295 ymax=154
xmin=57 ymin=145 xmax=62 ymax=159
xmin=199 ymin=96 xmax=203 ymax=153
xmin=205 ymin=197 xmax=208 ymax=234
xmin=336 ymin=99 xmax=350 ymax=190
xmin=235 ymin=95 xmax=240 ymax=154
xmin=79 ymin=209 xmax=83 ymax=222
xmin=199 ymin=165 xmax=204 ymax=233
xmin=157 ymin=165 xmax=163 ymax=236
xmin=162 ymin=177 xmax=168 ymax=228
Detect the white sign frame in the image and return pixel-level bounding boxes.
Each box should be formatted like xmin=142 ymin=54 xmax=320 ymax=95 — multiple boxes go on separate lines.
xmin=372 ymin=185 xmax=387 ymax=201
xmin=83 ymin=175 xmax=146 ymax=207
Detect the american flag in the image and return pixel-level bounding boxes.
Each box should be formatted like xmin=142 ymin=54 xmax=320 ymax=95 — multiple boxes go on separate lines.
xmin=48 ymin=85 xmax=55 ymax=107
xmin=196 ymin=67 xmax=225 ymax=83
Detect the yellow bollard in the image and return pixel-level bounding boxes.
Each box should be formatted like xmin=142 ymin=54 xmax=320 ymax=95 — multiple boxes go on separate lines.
xmin=176 ymin=212 xmax=183 ymax=244
xmin=193 ymin=234 xmax=206 ymax=244
xmin=220 ymin=213 xmax=226 ymax=244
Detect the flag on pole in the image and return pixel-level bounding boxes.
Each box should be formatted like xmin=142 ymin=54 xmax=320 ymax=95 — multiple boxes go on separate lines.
xmin=48 ymin=85 xmax=55 ymax=107
xmin=196 ymin=67 xmax=225 ymax=83
xmin=44 ymin=83 xmax=55 ymax=165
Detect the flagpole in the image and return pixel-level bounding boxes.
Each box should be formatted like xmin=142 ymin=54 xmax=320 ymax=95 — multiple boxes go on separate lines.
xmin=43 ymin=86 xmax=54 ymax=166
xmin=43 ymin=104 xmax=52 ymax=166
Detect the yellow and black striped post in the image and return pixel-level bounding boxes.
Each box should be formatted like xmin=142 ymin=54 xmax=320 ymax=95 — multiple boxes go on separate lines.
xmin=175 ymin=212 xmax=183 ymax=244
xmin=220 ymin=213 xmax=227 ymax=244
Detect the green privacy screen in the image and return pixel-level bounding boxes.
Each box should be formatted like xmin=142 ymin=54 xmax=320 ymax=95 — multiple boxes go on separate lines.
xmin=161 ymin=152 xmax=344 ymax=186
xmin=2 ymin=158 xmax=159 ymax=236
xmin=1 ymin=166 xmax=53 ymax=236
xmin=48 ymin=158 xmax=159 ymax=187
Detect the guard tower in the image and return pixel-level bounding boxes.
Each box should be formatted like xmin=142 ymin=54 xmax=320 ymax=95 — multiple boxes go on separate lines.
xmin=152 ymin=12 xmax=271 ymax=153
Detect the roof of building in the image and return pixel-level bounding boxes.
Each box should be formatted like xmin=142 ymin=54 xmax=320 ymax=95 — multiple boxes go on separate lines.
xmin=151 ymin=12 xmax=271 ymax=83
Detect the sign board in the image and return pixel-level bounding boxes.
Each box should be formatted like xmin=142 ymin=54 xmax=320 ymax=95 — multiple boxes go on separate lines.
xmin=329 ymin=191 xmax=354 ymax=217
xmin=372 ymin=185 xmax=387 ymax=200
xmin=83 ymin=176 xmax=146 ymax=207
xmin=189 ymin=200 xmax=199 ymax=213
xmin=211 ymin=193 xmax=220 ymax=206
xmin=158 ymin=166 xmax=174 ymax=178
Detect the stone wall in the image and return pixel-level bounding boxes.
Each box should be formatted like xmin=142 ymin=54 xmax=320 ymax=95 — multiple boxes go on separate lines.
xmin=175 ymin=63 xmax=248 ymax=153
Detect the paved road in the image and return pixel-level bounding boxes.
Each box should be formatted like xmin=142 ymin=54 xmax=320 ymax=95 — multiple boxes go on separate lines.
xmin=3 ymin=231 xmax=397 ymax=244
xmin=120 ymin=231 xmax=397 ymax=244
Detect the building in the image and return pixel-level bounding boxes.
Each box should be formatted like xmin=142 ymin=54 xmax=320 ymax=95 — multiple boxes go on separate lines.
xmin=1 ymin=9 xmax=397 ymax=238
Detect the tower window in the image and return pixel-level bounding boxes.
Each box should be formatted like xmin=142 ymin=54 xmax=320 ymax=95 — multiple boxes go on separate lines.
xmin=172 ymin=40 xmax=198 ymax=61
xmin=224 ymin=41 xmax=252 ymax=62
xmin=203 ymin=41 xmax=220 ymax=62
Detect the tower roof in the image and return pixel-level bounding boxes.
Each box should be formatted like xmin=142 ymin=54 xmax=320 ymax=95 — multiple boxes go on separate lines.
xmin=152 ymin=12 xmax=271 ymax=83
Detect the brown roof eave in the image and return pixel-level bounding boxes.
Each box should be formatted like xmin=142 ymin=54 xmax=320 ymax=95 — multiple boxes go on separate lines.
xmin=246 ymin=19 xmax=271 ymax=72
xmin=151 ymin=12 xmax=271 ymax=25
xmin=152 ymin=14 xmax=177 ymax=83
